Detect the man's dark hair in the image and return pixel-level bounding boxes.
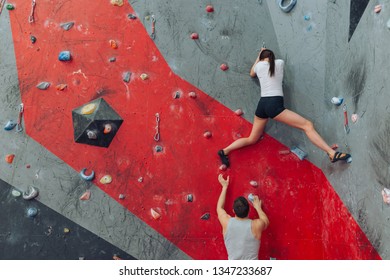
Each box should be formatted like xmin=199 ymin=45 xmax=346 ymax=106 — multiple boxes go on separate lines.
xmin=233 ymin=196 xmax=249 ymax=218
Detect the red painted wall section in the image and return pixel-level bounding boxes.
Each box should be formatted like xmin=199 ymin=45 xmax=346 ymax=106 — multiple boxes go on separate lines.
xmin=8 ymin=1 xmax=380 ymax=259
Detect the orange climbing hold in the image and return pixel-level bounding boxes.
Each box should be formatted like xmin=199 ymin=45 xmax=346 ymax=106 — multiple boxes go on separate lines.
xmin=80 ymin=190 xmax=91 ymax=200
xmin=109 ymin=39 xmax=118 ymax=49
xmin=5 ymin=154 xmax=15 ymax=164
xmin=110 ymin=0 xmax=123 ymax=6
xmin=56 ymin=84 xmax=67 ymax=91
xmin=374 ymin=5 xmax=382 ymax=13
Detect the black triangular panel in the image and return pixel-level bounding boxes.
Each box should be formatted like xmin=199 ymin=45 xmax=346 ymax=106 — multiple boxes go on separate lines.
xmin=349 ymin=0 xmax=370 ymax=41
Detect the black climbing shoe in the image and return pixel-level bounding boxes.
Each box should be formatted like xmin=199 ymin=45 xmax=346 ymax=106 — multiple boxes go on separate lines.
xmin=218 ymin=150 xmax=230 ymax=167
xmin=329 ymin=151 xmax=352 ymax=163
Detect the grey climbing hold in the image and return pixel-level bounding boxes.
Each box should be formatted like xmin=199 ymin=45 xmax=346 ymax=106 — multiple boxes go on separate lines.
xmin=278 ymin=0 xmax=297 ymax=13
xmin=23 ymin=186 xmax=39 ymax=200
xmin=128 ymin=14 xmax=137 ymax=19
xmin=248 ymin=193 xmax=254 ymax=203
xmin=122 ymin=71 xmax=131 ymax=83
xmin=27 ymin=207 xmax=38 ymax=217
xmin=173 ymin=91 xmax=180 ymax=99
xmin=59 ymin=51 xmax=71 ymax=61
xmin=30 ymin=35 xmax=37 ymax=44
xmin=86 ymin=129 xmax=98 ymax=139
xmin=109 ymin=57 xmax=116 ymax=62
xmin=36 ymin=82 xmax=50 ymax=90
xmin=187 ymin=194 xmax=193 ymax=202
xmin=4 ymin=120 xmax=17 ymax=130
xmin=290 ymin=146 xmax=307 ymax=161
xmin=60 ymin=22 xmax=75 ymax=31
xmin=154 ymin=145 xmax=163 ymax=152
xmin=80 ymin=168 xmax=95 ymax=181
xmin=201 ymin=213 xmax=210 ymax=220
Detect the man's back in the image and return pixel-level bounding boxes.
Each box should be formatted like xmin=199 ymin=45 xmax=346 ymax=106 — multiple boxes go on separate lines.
xmin=224 ymin=218 xmax=261 ymax=260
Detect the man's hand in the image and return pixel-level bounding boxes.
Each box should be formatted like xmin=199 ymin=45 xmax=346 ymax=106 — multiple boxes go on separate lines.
xmin=252 ymin=195 xmax=262 ymax=210
xmin=218 ymin=174 xmax=229 ymax=189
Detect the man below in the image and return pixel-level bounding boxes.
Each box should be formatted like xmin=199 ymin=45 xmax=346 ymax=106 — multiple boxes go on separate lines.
xmin=216 ymin=174 xmax=269 ymax=260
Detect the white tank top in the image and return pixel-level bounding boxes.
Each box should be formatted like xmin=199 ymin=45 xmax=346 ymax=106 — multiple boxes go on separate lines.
xmin=254 ymin=59 xmax=284 ymax=97
xmin=224 ymin=218 xmax=261 ymax=260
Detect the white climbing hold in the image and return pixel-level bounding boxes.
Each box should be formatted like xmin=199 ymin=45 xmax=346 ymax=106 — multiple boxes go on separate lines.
xmin=351 ymin=114 xmax=358 ymax=123
xmin=81 ymin=103 xmax=97 ymax=115
xmin=138 ymin=177 xmax=143 ymax=183
xmin=151 ymin=208 xmax=161 ymax=220
xmin=23 ymin=186 xmax=39 ymax=200
xmin=235 ymin=109 xmax=243 ymax=116
xmin=248 ymin=193 xmax=255 ymax=203
xmin=219 ymin=164 xmax=227 ymax=171
xmin=331 ymin=97 xmax=343 ymax=106
xmin=250 ymin=180 xmax=258 ymax=188
xmin=188 ymin=91 xmax=197 ymax=98
xmin=11 ymin=189 xmax=21 ymax=197
xmin=382 ymin=188 xmax=390 ymax=204
xmin=140 ymin=73 xmax=149 ymax=80
xmin=374 ymin=5 xmax=382 ymax=13
xmin=110 ymin=0 xmax=123 ymax=6
xmin=203 ymin=131 xmax=212 ymax=138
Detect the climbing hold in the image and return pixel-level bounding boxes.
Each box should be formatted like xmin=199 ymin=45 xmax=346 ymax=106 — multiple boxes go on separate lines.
xmin=30 ymin=35 xmax=36 ymax=44
xmin=374 ymin=5 xmax=382 ymax=13
xmin=80 ymin=190 xmax=91 ymax=200
xmin=331 ymin=97 xmax=343 ymax=106
xmin=382 ymin=188 xmax=390 ymax=204
xmin=200 ymin=212 xmax=210 ymax=220
xmin=63 ymin=228 xmax=70 ymax=234
xmin=186 ymin=194 xmax=193 ymax=202
xmin=173 ymin=91 xmax=181 ymax=99
xmin=58 ymin=51 xmax=71 ymax=61
xmin=205 ymin=5 xmax=214 ymax=13
xmin=60 ymin=22 xmax=74 ymax=31
xmin=4 ymin=120 xmax=17 ymax=131
xmin=122 ymin=71 xmax=131 ymax=83
xmin=5 ymin=154 xmax=15 ymax=164
xmin=138 ymin=177 xmax=143 ymax=183
xmin=278 ymin=149 xmax=290 ymax=155
xmin=109 ymin=39 xmax=118 ymax=49
xmin=188 ymin=91 xmax=197 ymax=98
xmin=303 ymin=14 xmax=311 ymax=21
xmin=203 ymin=131 xmax=212 ymax=138
xmin=100 ymin=175 xmax=112 ymax=184
xmin=219 ymin=164 xmax=227 ymax=171
xmin=140 ymin=73 xmax=149 ymax=80
xmin=23 ymin=186 xmax=39 ymax=200
xmin=351 ymin=114 xmax=358 ymax=123
xmin=290 ymin=146 xmax=307 ymax=160
xmin=6 ymin=4 xmax=14 ymax=10
xmin=36 ymin=82 xmax=50 ymax=90
xmin=234 ymin=109 xmax=243 ymax=116
xmin=109 ymin=57 xmax=116 ymax=62
xmin=110 ymin=0 xmax=123 ymax=6
xmin=278 ymin=0 xmax=297 ymax=13
xmin=331 ymin=143 xmax=338 ymax=150
xmin=190 ymin=33 xmax=199 ymax=39
xmin=103 ymin=123 xmax=112 ymax=134
xmin=128 ymin=13 xmax=137 ymax=20
xmin=80 ymin=168 xmax=95 ymax=181
xmin=248 ymin=193 xmax=255 ymax=203
xmin=27 ymin=207 xmax=38 ymax=218
xmin=86 ymin=129 xmax=98 ymax=139
xmin=250 ymin=180 xmax=258 ymax=188
xmin=154 ymin=145 xmax=163 ymax=152
xmin=81 ymin=103 xmax=97 ymax=115
xmin=56 ymin=84 xmax=67 ymax=91
xmin=220 ymin=64 xmax=229 ymax=71
xmin=119 ymin=194 xmax=125 ymax=200
xmin=11 ymin=189 xmax=21 ymax=197
xmin=151 ymin=208 xmax=161 ymax=220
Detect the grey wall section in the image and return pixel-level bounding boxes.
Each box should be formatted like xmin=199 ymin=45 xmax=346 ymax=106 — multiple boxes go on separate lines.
xmin=0 ymin=10 xmax=189 ymax=260
xmin=130 ymin=0 xmax=390 ymax=258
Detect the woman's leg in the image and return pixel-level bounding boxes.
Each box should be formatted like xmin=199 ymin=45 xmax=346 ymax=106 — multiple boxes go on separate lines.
xmin=273 ymin=109 xmax=346 ymax=160
xmin=223 ymin=116 xmax=268 ymax=155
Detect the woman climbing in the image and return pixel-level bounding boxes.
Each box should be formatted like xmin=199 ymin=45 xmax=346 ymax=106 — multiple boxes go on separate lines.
xmin=218 ymin=48 xmax=351 ymax=167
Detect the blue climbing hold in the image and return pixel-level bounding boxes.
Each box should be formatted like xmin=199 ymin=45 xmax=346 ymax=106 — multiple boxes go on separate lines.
xmin=27 ymin=207 xmax=38 ymax=218
xmin=4 ymin=120 xmax=17 ymax=130
xmin=58 ymin=51 xmax=71 ymax=61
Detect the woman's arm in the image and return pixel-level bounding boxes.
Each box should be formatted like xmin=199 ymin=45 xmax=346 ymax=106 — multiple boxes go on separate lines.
xmin=249 ymin=48 xmax=266 ymax=77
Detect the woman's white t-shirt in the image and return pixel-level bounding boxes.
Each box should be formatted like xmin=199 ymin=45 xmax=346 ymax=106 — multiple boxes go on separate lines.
xmin=253 ymin=59 xmax=284 ymax=97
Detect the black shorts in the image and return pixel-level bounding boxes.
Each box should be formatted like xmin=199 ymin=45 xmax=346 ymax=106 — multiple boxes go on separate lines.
xmin=255 ymin=96 xmax=285 ymax=119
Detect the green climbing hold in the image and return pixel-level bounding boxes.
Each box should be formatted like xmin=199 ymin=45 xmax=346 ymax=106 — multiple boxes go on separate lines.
xmin=6 ymin=4 xmax=15 ymax=10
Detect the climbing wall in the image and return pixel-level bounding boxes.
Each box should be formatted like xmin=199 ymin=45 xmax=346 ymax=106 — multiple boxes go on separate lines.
xmin=0 ymin=0 xmax=388 ymax=259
